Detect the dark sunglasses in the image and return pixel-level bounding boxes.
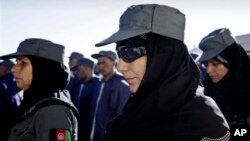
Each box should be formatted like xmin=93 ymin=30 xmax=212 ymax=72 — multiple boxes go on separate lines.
xmin=116 ymin=46 xmax=147 ymax=63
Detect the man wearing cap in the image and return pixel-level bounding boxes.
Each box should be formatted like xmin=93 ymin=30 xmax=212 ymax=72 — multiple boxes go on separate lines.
xmin=0 ymin=38 xmax=78 ymax=141
xmin=0 ymin=60 xmax=22 ymax=139
xmin=71 ymin=58 xmax=101 ymax=141
xmin=90 ymin=50 xmax=130 ymax=141
xmin=67 ymin=52 xmax=84 ymax=106
xmin=0 ymin=60 xmax=14 ymax=77
xmin=198 ymin=28 xmax=250 ymax=126
xmin=94 ymin=4 xmax=229 ymax=141
xmin=68 ymin=52 xmax=84 ymax=69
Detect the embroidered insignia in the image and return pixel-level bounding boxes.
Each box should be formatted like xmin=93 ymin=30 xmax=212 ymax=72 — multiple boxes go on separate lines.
xmin=49 ymin=128 xmax=71 ymax=141
xmin=201 ymin=131 xmax=230 ymax=141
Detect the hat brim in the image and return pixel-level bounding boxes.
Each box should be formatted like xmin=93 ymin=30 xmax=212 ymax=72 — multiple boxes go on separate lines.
xmin=0 ymin=52 xmax=33 ymax=60
xmin=91 ymin=54 xmax=102 ymax=59
xmin=198 ymin=47 xmax=226 ymax=62
xmin=91 ymin=54 xmax=115 ymax=61
xmin=95 ymin=29 xmax=150 ymax=47
xmin=70 ymin=65 xmax=79 ymax=71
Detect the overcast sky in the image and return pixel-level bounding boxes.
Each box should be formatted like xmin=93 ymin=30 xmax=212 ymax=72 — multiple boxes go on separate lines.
xmin=1 ymin=0 xmax=250 ymax=64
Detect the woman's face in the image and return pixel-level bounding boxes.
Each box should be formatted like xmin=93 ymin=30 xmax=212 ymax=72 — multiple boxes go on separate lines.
xmin=117 ymin=46 xmax=147 ymax=93
xmin=204 ymin=59 xmax=229 ymax=83
xmin=11 ymin=56 xmax=33 ymax=90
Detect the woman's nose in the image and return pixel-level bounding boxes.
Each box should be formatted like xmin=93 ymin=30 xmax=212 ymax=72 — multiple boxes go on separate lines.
xmin=117 ymin=59 xmax=128 ymax=73
xmin=206 ymin=64 xmax=213 ymax=74
xmin=11 ymin=63 xmax=20 ymax=75
xmin=11 ymin=64 xmax=17 ymax=73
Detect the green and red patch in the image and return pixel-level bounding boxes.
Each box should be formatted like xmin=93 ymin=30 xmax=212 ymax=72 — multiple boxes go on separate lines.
xmin=50 ymin=129 xmax=71 ymax=141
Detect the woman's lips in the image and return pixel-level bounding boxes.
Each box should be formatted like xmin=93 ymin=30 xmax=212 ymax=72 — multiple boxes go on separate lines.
xmin=14 ymin=77 xmax=21 ymax=81
xmin=126 ymin=77 xmax=135 ymax=84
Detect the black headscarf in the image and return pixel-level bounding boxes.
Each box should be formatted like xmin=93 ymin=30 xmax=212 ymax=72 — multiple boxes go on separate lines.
xmin=203 ymin=43 xmax=250 ymax=122
xmin=122 ymin=33 xmax=200 ymax=114
xmin=11 ymin=56 xmax=70 ymax=124
xmin=104 ymin=33 xmax=224 ymax=140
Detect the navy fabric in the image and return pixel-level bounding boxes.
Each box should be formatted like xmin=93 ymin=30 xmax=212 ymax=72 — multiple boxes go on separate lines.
xmin=92 ymin=73 xmax=130 ymax=141
xmin=0 ymin=73 xmax=22 ymax=141
xmin=0 ymin=60 xmax=14 ymax=69
xmin=66 ymin=74 xmax=82 ymax=107
xmin=78 ymin=77 xmax=101 ymax=141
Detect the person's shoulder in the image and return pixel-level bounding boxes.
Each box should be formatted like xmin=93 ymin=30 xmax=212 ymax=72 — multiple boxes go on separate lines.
xmin=31 ymin=104 xmax=77 ymax=139
xmin=33 ymin=104 xmax=77 ymax=122
xmin=183 ymin=86 xmax=221 ymax=114
xmin=0 ymin=73 xmax=14 ymax=83
xmin=30 ymin=94 xmax=79 ymax=120
xmin=38 ymin=104 xmax=73 ymax=114
xmin=89 ymin=76 xmax=101 ymax=83
xmin=181 ymin=85 xmax=227 ymax=124
xmin=110 ymin=73 xmax=129 ymax=86
xmin=180 ymin=94 xmax=230 ymax=140
xmin=110 ymin=73 xmax=125 ymax=82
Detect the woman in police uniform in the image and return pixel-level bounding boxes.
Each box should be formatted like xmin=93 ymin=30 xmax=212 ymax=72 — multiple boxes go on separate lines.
xmin=95 ymin=4 xmax=229 ymax=141
xmin=0 ymin=38 xmax=78 ymax=141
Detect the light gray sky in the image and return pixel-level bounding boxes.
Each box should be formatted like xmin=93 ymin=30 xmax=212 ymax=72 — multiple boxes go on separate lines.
xmin=1 ymin=0 xmax=250 ymax=64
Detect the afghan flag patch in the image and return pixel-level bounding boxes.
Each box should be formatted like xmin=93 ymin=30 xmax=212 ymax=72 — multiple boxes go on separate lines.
xmin=49 ymin=129 xmax=71 ymax=141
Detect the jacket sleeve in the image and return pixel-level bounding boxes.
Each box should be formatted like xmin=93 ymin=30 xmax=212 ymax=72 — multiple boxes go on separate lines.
xmin=109 ymin=80 xmax=131 ymax=116
xmin=32 ymin=105 xmax=78 ymax=141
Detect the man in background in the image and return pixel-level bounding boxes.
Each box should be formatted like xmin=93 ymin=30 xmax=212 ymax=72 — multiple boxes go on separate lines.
xmin=67 ymin=52 xmax=84 ymax=106
xmin=0 ymin=59 xmax=22 ymax=140
xmin=90 ymin=51 xmax=130 ymax=141
xmin=71 ymin=57 xmax=101 ymax=141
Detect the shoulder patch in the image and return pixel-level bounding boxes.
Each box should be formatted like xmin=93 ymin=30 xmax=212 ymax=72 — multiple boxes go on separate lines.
xmin=49 ymin=128 xmax=71 ymax=141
